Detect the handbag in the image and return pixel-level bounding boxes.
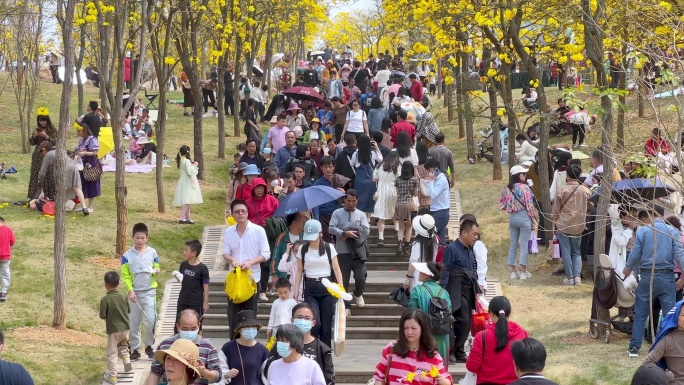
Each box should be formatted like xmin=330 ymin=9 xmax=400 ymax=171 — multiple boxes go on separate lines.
xmin=367 ymin=348 xmax=394 ymax=385
xmin=553 ymin=235 xmax=561 ymax=259
xmin=412 ymin=196 xmax=420 ymax=210
xmin=389 ymin=285 xmax=410 ymax=307
xmin=471 ymin=301 xmax=490 ymax=336
xmin=83 ymin=161 xmax=102 ymax=182
xmin=528 ymin=238 xmax=539 ymax=254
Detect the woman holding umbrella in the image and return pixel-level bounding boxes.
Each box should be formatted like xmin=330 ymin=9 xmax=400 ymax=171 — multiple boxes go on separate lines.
xmin=286 ymin=102 xmax=308 ymax=131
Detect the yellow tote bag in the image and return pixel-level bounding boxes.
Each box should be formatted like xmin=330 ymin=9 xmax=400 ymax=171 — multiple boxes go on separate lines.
xmin=224 ymin=267 xmax=257 ymax=303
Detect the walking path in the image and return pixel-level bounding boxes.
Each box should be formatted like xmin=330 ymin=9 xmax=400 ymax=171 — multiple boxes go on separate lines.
xmin=132 ymin=188 xmax=501 ymax=385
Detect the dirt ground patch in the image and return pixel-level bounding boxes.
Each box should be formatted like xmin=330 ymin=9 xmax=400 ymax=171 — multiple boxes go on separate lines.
xmin=0 ymin=126 xmax=12 ymax=131
xmin=86 ymin=255 xmax=120 ymax=270
xmin=146 ymin=211 xmax=182 ymax=222
xmin=10 ymin=326 xmax=104 ymax=347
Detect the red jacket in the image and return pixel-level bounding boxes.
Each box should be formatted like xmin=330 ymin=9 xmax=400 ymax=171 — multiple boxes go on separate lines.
xmin=645 ymin=137 xmax=670 ymax=156
xmin=410 ymin=80 xmax=424 ymax=101
xmin=0 ymin=225 xmax=16 ymax=260
xmin=246 ymin=178 xmax=279 ymax=226
xmin=390 ymin=121 xmax=416 ymax=147
xmin=235 ymin=180 xmax=254 ymax=202
xmin=466 ymin=321 xmax=529 ymax=385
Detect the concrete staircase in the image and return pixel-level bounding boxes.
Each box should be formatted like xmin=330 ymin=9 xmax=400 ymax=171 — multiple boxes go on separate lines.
xmin=201 ymin=230 xmax=406 ymax=341
xmin=148 ymin=189 xmax=503 ymax=385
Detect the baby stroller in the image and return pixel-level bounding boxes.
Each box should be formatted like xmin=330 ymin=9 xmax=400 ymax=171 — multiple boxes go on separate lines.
xmin=589 ymin=253 xmax=636 ymax=343
xmin=476 ymin=123 xmax=508 ymax=162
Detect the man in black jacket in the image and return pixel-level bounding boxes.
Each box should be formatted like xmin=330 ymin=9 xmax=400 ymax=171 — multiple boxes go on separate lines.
xmin=334 ymin=134 xmax=357 ymax=188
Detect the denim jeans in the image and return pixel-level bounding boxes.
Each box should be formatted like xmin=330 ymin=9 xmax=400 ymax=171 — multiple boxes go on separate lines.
xmin=0 ymin=260 xmax=9 ymax=293
xmin=431 ymin=209 xmax=450 ymax=245
xmin=508 ymin=211 xmax=532 ymax=267
xmin=557 ymin=230 xmax=582 ymax=278
xmin=630 ymin=273 xmax=676 ymax=350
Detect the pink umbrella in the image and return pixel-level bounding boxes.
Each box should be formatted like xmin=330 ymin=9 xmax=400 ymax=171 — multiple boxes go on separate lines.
xmin=282 ymin=86 xmax=325 ymax=102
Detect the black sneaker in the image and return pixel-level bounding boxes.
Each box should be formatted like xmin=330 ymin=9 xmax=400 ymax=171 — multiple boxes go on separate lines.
xmin=0 ymin=293 xmax=6 ymax=302
xmin=130 ymin=350 xmax=141 ymax=361
xmin=145 ymin=346 xmax=154 ymax=359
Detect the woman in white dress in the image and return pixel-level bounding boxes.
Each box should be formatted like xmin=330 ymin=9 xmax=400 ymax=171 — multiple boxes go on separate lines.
xmin=372 ymin=152 xmax=400 ymax=246
xmin=173 ymin=145 xmax=203 ymax=224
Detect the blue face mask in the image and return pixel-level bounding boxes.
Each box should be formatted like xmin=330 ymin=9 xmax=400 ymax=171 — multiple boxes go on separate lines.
xmin=179 ymin=330 xmax=198 ymax=341
xmin=241 ymin=327 xmax=258 ymax=341
xmin=276 ymin=341 xmax=293 ymax=358
xmin=293 ymin=319 xmax=313 ymax=334
xmin=263 ymin=147 xmax=272 ymax=155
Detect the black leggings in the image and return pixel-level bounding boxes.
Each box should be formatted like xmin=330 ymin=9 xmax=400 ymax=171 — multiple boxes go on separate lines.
xmin=202 ymin=89 xmax=216 ymax=113
xmin=571 ymin=123 xmax=585 ymax=145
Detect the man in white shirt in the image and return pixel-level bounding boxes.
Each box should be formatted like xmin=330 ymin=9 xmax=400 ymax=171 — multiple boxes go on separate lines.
xmin=222 ymin=199 xmax=271 ymax=339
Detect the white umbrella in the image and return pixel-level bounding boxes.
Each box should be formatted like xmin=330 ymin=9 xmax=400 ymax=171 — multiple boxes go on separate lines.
xmin=271 ymin=53 xmax=285 ymax=65
xmin=58 ymin=66 xmax=88 ymax=84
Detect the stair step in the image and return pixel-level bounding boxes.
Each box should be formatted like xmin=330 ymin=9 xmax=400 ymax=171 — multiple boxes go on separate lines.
xmin=209 ymin=291 xmax=399 ymax=304
xmin=208 ymin=281 xmax=400 ymax=293
xmin=206 ymin=302 xmax=406 ymax=316
xmin=200 ymin=325 xmax=398 ymax=339
xmin=201 ymin=313 xmax=401 ymax=328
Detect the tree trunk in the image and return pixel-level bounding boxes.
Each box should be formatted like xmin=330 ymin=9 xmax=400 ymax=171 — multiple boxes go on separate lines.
xmin=616 ymin=44 xmax=627 ymax=151
xmin=76 ymin=26 xmax=86 ymax=115
xmin=233 ymin=34 xmax=242 ymax=137
xmin=489 ymin=85 xmax=502 ymax=180
xmin=156 ymin=86 xmax=167 ymax=213
xmin=437 ymin=60 xmax=442 ymax=100
xmin=217 ymin=66 xmax=226 ymax=159
xmin=53 ymin=0 xmax=76 ymax=330
xmin=638 ymin=68 xmax=644 ymax=117
xmin=581 ymin=0 xmax=613 ymax=260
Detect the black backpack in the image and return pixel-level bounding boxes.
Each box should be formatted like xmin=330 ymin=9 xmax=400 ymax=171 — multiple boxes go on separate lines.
xmin=423 ymin=284 xmax=452 ymax=335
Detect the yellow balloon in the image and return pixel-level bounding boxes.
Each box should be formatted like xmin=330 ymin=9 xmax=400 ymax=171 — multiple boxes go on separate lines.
xmin=226 ymin=216 xmax=236 ymax=226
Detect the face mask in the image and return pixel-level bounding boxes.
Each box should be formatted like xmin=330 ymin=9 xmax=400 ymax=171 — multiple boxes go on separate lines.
xmin=179 ymin=330 xmax=198 ymax=341
xmin=276 ymin=341 xmax=293 ymax=358
xmin=241 ymin=327 xmax=258 ymax=340
xmin=263 ymin=147 xmax=272 ymax=155
xmin=293 ymin=319 xmax=313 ymax=334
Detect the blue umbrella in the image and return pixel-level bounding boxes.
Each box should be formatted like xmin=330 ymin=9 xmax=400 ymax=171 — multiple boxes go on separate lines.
xmin=273 ymin=186 xmax=345 ymax=217
xmin=589 ymin=178 xmax=675 ymax=203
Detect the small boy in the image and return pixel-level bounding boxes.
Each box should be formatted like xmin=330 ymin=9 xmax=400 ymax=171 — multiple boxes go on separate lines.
xmin=267 ymin=278 xmax=297 ymax=337
xmin=100 ymin=271 xmax=132 ymax=384
xmin=173 ymin=240 xmax=209 ymax=333
xmin=121 ymin=223 xmax=159 ymax=361
xmin=0 ymin=216 xmax=15 ymax=302
xmin=229 ymin=153 xmax=241 ymax=179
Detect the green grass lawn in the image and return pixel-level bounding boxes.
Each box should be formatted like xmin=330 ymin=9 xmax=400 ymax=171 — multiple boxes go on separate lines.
xmin=0 ymin=77 xmax=672 ymax=384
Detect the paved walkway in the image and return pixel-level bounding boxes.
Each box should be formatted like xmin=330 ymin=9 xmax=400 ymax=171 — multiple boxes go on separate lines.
xmin=135 ymin=188 xmax=500 ymax=385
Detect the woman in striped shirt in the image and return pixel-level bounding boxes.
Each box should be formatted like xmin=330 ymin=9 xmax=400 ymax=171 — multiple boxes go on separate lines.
xmin=372 ymin=309 xmax=452 ymax=385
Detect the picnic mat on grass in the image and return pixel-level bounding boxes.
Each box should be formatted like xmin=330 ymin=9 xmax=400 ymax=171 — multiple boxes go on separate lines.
xmin=102 ymin=163 xmax=155 ymax=173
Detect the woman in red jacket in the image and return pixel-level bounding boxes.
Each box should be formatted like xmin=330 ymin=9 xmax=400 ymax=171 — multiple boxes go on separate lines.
xmin=466 ymin=296 xmax=529 ymax=385
xmin=246 ymin=177 xmax=279 ymax=226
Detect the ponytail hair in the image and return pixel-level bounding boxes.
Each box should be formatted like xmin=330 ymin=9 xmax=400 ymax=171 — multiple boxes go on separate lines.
xmin=176 ymin=145 xmax=191 ymax=168
xmin=489 ymin=296 xmax=512 ymax=352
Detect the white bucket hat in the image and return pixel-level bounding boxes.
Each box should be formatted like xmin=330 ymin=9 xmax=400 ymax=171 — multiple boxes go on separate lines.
xmin=411 ymin=262 xmax=433 ymax=277
xmin=412 ymin=214 xmax=435 ymax=238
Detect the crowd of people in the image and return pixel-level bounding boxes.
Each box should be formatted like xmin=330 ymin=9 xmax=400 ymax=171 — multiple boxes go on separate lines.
xmin=8 ymin=45 xmax=684 ymax=385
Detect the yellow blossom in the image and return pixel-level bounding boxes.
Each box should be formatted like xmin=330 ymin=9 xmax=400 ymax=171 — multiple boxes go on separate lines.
xmin=164 ymin=57 xmax=176 ymax=65
xmin=570 ymin=53 xmax=584 ymax=62
xmin=430 ymin=366 xmax=439 ymax=377
xmin=487 ymin=68 xmax=497 ymax=77
xmin=497 ymin=108 xmax=505 ymax=117
xmin=659 ymin=1 xmax=672 ymax=11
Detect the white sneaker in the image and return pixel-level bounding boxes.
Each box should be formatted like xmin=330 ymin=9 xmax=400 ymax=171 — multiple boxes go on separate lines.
xmin=259 ymin=293 xmax=268 ymax=301
xmin=355 ymin=295 xmax=365 ymax=308
xmin=519 ymin=271 xmax=531 ymax=280
xmin=563 ymin=277 xmax=575 ymax=285
xmin=510 ymin=272 xmax=518 ymax=280
xmin=574 ymin=276 xmax=582 ymax=285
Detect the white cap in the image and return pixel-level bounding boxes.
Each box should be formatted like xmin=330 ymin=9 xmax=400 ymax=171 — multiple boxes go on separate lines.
xmin=510 ymin=165 xmax=529 ymax=175
xmin=411 ymin=263 xmax=434 ymax=277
